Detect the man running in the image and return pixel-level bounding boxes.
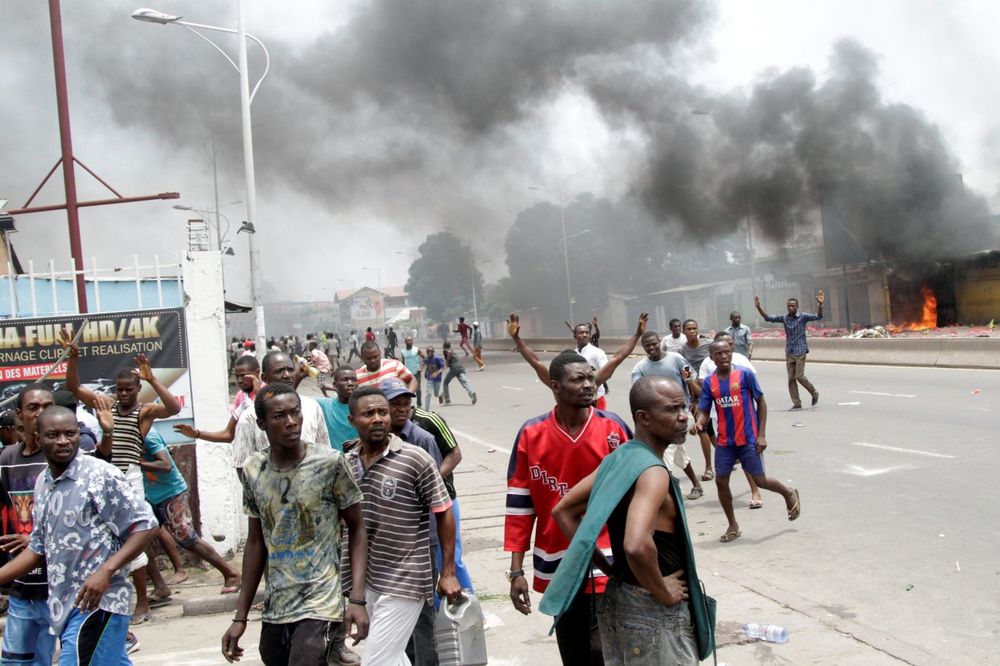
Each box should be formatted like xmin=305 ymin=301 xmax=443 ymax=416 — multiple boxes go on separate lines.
xmin=547 ymin=377 xmax=711 ymax=666
xmin=630 ymin=332 xmax=704 ymax=500
xmin=347 ymin=330 xmax=362 ymax=363
xmin=421 ymin=346 xmax=445 ymax=411
xmin=471 ymin=321 xmax=485 ymax=371
xmin=505 ymin=351 xmax=633 ymax=665
xmin=0 ymin=406 xmax=158 ymax=663
xmin=755 ymin=292 xmax=824 ymax=409
xmin=0 ymin=385 xmax=57 ymax=665
xmin=455 ymin=317 xmax=473 ymax=357
xmin=384 ymin=327 xmax=398 ymax=360
xmin=61 ymin=332 xmax=179 ymax=625
xmin=131 ymin=423 xmax=242 ymax=595
xmin=441 ymin=342 xmax=476 ymax=406
xmin=355 ymin=341 xmax=418 ymax=393
xmin=697 ymin=341 xmax=801 ymax=543
xmin=222 ymin=384 xmax=369 ymax=665
xmin=341 ymin=386 xmax=460 ymax=665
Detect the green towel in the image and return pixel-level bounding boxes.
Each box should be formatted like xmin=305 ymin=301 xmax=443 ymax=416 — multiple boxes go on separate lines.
xmin=539 ymin=439 xmax=716 ymax=661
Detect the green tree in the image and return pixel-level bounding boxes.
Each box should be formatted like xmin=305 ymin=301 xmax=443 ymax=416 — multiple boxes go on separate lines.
xmin=405 ymin=232 xmax=484 ymax=321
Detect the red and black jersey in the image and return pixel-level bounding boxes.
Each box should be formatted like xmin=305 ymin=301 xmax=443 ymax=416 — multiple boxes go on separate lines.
xmin=504 ymin=407 xmax=632 ymax=593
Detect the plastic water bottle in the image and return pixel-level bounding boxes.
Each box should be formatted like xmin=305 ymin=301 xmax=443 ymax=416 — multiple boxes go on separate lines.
xmin=742 ymin=623 xmax=789 ymax=643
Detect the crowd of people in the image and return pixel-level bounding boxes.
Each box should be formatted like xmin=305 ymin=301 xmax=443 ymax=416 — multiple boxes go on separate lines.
xmin=0 ymin=295 xmax=824 ymax=665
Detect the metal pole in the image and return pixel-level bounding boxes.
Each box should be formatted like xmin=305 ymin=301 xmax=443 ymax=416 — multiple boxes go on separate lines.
xmin=211 ymin=135 xmax=222 ymax=252
xmin=48 ymin=0 xmax=88 ymax=312
xmin=237 ymin=0 xmax=266 ymax=352
xmin=558 ymin=197 xmax=574 ymax=324
xmin=470 ymin=250 xmax=478 ymax=322
xmin=842 ymin=265 xmax=851 ymax=329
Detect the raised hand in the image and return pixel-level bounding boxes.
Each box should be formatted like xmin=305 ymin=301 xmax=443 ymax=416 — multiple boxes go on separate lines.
xmin=816 ymin=290 xmax=825 ymax=306
xmin=95 ymin=402 xmax=115 ymax=433
xmin=57 ymin=328 xmax=79 ymax=357
xmin=754 ymin=295 xmax=761 ymax=308
xmin=134 ymin=354 xmax=154 ymax=383
xmin=635 ymin=312 xmax=649 ymax=336
xmin=506 ymin=313 xmax=521 ymax=339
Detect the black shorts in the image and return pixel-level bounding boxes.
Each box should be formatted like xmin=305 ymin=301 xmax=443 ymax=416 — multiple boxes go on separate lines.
xmin=259 ymin=619 xmax=336 ymax=666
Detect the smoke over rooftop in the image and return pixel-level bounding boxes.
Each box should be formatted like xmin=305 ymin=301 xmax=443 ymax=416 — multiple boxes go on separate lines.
xmin=1 ymin=1 xmax=993 ymax=296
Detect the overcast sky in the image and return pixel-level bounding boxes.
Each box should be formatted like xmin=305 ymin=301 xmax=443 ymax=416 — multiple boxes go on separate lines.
xmin=2 ymin=0 xmax=997 ymax=303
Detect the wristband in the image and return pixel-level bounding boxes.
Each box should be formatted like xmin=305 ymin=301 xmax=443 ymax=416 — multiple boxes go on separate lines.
xmin=232 ymin=617 xmax=248 ymax=623
xmin=348 ymin=598 xmax=367 ymax=606
xmin=195 ymin=429 xmax=201 ymax=439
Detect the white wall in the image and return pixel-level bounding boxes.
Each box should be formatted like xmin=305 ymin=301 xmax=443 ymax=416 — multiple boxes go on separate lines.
xmin=182 ymin=252 xmax=242 ymax=555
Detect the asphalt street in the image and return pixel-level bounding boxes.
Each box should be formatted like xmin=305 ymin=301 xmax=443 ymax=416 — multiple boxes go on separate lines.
xmin=134 ymin=348 xmax=1000 ymax=664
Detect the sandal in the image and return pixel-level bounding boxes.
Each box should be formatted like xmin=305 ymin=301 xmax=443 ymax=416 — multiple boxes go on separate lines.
xmin=686 ymin=487 xmax=704 ymax=500
xmin=701 ymin=469 xmax=715 ymax=481
xmin=787 ymin=489 xmax=801 ymax=521
xmin=719 ymin=528 xmax=742 ymax=543
xmin=749 ymin=498 xmax=763 ymax=509
xmin=130 ymin=612 xmax=152 ymax=625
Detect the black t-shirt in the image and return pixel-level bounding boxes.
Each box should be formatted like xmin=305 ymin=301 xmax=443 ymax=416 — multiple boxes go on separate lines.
xmin=0 ymin=442 xmax=49 ymax=600
xmin=607 ymin=484 xmax=686 ymax=587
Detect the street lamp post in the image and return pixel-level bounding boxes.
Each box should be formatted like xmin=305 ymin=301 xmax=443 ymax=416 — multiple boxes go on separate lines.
xmin=528 ymin=186 xmax=575 ymax=324
xmin=132 ymin=5 xmax=270 ymax=352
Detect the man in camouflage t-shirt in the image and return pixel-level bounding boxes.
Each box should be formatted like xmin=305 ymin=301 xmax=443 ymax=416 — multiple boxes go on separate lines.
xmin=222 ymin=384 xmax=369 ymax=666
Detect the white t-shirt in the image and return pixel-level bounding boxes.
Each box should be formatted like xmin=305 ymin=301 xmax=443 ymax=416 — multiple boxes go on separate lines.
xmin=578 ymin=343 xmax=609 ymax=398
xmin=231 ymin=393 xmax=331 ymax=468
xmin=699 ymin=352 xmax=756 ymax=379
xmin=661 ymin=334 xmax=686 ymax=354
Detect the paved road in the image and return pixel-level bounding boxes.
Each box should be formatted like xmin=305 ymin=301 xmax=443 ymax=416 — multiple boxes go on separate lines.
xmin=135 ymin=350 xmax=1000 ymax=664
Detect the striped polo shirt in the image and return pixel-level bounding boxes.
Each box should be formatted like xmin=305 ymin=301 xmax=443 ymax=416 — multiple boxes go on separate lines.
xmin=111 ymin=401 xmax=144 ymax=471
xmin=342 ymin=434 xmax=452 ymax=600
xmin=354 ymin=359 xmax=415 ymax=389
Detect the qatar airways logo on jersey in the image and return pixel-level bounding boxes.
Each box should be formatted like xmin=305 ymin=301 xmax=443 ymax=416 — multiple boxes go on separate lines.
xmin=529 ymin=466 xmax=570 ymax=496
xmin=716 ymin=395 xmax=741 ymax=409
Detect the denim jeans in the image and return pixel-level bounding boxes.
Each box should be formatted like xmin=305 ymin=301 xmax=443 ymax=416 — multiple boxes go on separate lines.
xmin=1 ymin=596 xmax=56 ymax=666
xmin=442 ymin=369 xmax=472 ymax=403
xmin=597 ymin=580 xmax=698 ymax=666
xmin=424 ymin=379 xmax=441 ymax=410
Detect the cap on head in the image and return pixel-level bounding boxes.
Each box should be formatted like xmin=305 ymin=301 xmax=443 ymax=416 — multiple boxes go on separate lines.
xmin=380 ymin=377 xmax=416 ymax=401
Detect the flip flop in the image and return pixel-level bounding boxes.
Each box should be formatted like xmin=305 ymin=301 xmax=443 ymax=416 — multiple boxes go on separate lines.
xmin=749 ymin=498 xmax=763 ymax=509
xmin=220 ymin=585 xmax=240 ymax=595
xmin=719 ymin=529 xmax=742 ymax=543
xmin=148 ymin=596 xmax=172 ymax=608
xmin=686 ymin=487 xmax=704 ymax=500
xmin=130 ymin=612 xmax=152 ymax=625
xmin=788 ymin=489 xmax=801 ymax=521
xmin=701 ymin=470 xmax=715 ymax=481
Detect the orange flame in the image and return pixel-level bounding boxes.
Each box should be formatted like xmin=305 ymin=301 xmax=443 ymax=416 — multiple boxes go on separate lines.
xmin=889 ymin=286 xmax=938 ymax=332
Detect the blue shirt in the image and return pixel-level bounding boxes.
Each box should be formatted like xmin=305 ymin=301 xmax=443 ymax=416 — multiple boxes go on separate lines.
xmin=423 ymin=355 xmax=445 ymax=381
xmin=698 ymin=369 xmax=764 ymax=446
xmin=724 ymin=323 xmax=753 ymax=357
xmin=764 ymin=312 xmax=821 ymax=356
xmin=317 ymin=397 xmax=358 ymax=452
xmin=630 ymin=352 xmax=691 ymax=406
xmin=29 ymin=453 xmax=157 ymax=633
xmin=142 ymin=430 xmax=189 ymax=505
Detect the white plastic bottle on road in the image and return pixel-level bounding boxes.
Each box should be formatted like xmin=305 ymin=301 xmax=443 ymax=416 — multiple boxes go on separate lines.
xmin=742 ymin=623 xmax=789 ymax=643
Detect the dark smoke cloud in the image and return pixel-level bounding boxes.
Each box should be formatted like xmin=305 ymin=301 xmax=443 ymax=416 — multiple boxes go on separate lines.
xmin=2 ymin=1 xmax=991 ymax=288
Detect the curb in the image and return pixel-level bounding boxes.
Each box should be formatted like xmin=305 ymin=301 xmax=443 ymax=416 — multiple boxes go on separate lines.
xmin=182 ymin=589 xmax=264 ymax=617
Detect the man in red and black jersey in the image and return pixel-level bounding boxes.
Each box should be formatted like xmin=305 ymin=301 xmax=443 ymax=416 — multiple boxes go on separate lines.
xmin=505 ymin=351 xmax=632 ymax=665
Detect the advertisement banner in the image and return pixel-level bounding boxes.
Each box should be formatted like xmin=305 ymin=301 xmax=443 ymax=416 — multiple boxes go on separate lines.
xmin=0 ymin=308 xmax=192 ymax=441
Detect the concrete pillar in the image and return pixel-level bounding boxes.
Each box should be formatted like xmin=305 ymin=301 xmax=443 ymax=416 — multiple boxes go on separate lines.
xmin=182 ymin=252 xmax=241 ymax=556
